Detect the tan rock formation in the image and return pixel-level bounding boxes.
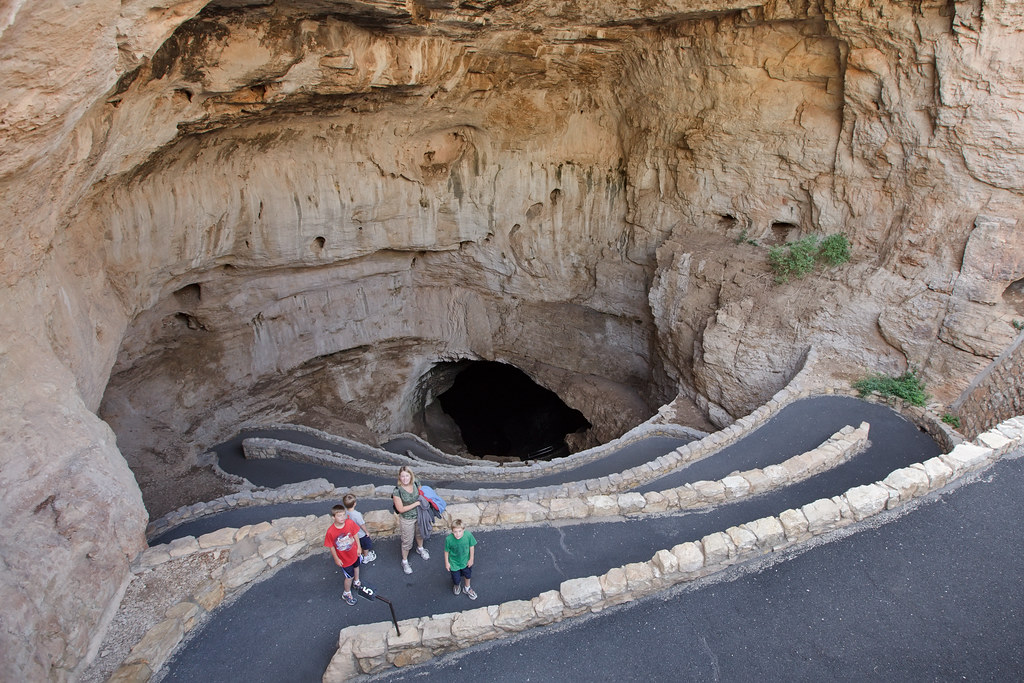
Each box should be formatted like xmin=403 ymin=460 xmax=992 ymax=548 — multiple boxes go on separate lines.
xmin=1 ymin=0 xmax=1022 ymax=678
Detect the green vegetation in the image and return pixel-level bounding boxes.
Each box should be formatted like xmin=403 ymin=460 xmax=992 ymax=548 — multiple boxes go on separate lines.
xmin=734 ymin=229 xmax=759 ymax=246
xmin=768 ymin=233 xmax=851 ymax=283
xmin=768 ymin=235 xmax=819 ymax=282
xmin=852 ymin=368 xmax=929 ymax=407
xmin=1013 ymin=319 xmax=1024 ymax=331
xmin=942 ymin=413 xmax=962 ymax=429
xmin=819 ymin=233 xmax=852 ymax=266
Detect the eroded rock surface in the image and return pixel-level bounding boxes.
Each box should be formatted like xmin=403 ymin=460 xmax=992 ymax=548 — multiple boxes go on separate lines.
xmin=1 ymin=0 xmax=1023 ymax=678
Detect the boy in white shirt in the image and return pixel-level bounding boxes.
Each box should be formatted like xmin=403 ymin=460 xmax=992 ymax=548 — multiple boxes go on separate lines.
xmin=343 ymin=493 xmax=376 ymax=563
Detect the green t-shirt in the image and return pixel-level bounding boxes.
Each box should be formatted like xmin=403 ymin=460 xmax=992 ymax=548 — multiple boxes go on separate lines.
xmin=444 ymin=531 xmax=477 ymax=571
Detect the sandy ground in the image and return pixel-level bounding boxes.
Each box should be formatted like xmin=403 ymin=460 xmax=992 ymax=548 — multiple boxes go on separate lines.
xmin=79 ymin=551 xmax=229 ymax=683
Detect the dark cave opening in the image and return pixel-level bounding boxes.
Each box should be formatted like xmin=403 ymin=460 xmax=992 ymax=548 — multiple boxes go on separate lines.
xmin=436 ymin=361 xmax=591 ymax=461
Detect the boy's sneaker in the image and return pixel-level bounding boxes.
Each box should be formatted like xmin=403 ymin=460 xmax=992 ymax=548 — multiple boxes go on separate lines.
xmin=363 ymin=551 xmax=376 ymax=563
xmin=343 ymin=592 xmax=357 ymax=606
xmin=402 ymin=560 xmax=413 ymax=574
xmin=416 ymin=546 xmax=430 ymax=560
xmin=453 ymin=583 xmax=462 ymax=595
xmin=466 ymin=588 xmax=477 ymax=600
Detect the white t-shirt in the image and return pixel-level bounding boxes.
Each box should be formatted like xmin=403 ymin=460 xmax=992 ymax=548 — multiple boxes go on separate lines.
xmin=346 ymin=508 xmax=367 ymax=538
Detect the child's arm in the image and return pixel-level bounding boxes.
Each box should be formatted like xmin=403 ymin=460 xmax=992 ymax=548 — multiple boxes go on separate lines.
xmin=467 ymin=545 xmax=474 ymax=568
xmin=444 ymin=549 xmax=451 ymax=571
xmin=329 ymin=546 xmax=343 ymax=567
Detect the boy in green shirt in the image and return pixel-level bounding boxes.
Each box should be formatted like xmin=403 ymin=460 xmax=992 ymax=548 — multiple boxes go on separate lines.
xmin=444 ymin=519 xmax=477 ymax=600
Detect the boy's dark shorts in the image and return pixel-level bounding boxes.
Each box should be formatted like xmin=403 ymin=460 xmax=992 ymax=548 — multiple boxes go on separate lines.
xmin=450 ymin=566 xmax=472 ymax=583
xmin=341 ymin=558 xmax=361 ymax=579
xmin=359 ymin=535 xmax=373 ymax=551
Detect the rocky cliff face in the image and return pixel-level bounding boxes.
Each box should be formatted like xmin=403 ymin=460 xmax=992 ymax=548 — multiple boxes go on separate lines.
xmin=1 ymin=0 xmax=1022 ymax=678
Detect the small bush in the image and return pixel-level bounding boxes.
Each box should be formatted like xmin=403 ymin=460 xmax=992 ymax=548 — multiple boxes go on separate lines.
xmin=942 ymin=413 xmax=962 ymax=429
xmin=852 ymin=368 xmax=929 ymax=407
xmin=819 ymin=233 xmax=851 ymax=266
xmin=1013 ymin=319 xmax=1024 ymax=331
xmin=768 ymin=233 xmax=851 ymax=283
xmin=769 ymin=235 xmax=819 ymax=283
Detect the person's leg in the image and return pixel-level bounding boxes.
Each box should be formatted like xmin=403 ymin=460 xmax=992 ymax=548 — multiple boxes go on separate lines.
xmin=414 ymin=527 xmax=429 ymax=559
xmin=361 ymin=535 xmax=375 ymax=562
xmin=341 ymin=563 xmax=358 ymax=604
xmin=400 ymin=518 xmax=414 ymax=561
xmin=462 ymin=566 xmax=472 ymax=589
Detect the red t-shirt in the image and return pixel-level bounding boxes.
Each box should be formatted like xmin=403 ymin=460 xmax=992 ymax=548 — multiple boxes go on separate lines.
xmin=324 ymin=519 xmax=361 ymax=567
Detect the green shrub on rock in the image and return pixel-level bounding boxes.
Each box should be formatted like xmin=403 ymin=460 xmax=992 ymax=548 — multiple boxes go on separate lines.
xmin=767 ymin=233 xmax=851 ymax=283
xmin=768 ymin=235 xmax=819 ymax=283
xmin=852 ymin=368 xmax=929 ymax=407
xmin=819 ymin=233 xmax=851 ymax=266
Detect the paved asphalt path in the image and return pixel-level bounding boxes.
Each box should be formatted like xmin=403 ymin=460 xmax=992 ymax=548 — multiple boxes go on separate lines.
xmin=155 ymin=396 xmax=920 ymax=544
xmin=377 ymin=450 xmax=1024 ymax=682
xmin=157 ymin=435 xmax=691 ymax=544
xmin=160 ymin=396 xmax=947 ymax=681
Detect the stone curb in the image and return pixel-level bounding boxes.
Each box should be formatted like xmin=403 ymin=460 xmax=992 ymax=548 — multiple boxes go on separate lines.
xmin=145 ymin=478 xmax=341 ymax=541
xmin=242 ymin=423 xmax=707 ymax=483
xmin=107 ymin=420 xmax=868 ymax=681
xmin=110 ymin=358 xmax=977 ymax=682
xmin=323 ymin=415 xmax=1024 ymax=681
xmin=148 ymin=346 xmax=825 ymax=541
xmin=135 ymin=422 xmax=871 ymax=573
xmin=107 ymin=407 xmax=1011 ymax=682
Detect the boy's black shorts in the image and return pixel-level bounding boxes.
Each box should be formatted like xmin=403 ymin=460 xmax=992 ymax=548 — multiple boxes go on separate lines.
xmin=341 ymin=558 xmax=360 ymax=579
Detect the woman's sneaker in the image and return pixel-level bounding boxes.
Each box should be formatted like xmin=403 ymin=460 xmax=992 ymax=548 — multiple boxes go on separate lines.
xmin=466 ymin=588 xmax=477 ymax=600
xmin=363 ymin=551 xmax=377 ymax=563
xmin=343 ymin=592 xmax=357 ymax=606
xmin=402 ymin=560 xmax=413 ymax=574
xmin=416 ymin=546 xmax=430 ymax=560
xmin=453 ymin=583 xmax=462 ymax=595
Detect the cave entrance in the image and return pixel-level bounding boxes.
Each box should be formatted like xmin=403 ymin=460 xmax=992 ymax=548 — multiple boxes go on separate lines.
xmin=424 ymin=360 xmax=591 ymax=461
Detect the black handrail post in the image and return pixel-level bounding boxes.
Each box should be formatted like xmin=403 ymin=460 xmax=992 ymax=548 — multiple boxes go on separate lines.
xmin=353 ymin=583 xmax=401 ymax=636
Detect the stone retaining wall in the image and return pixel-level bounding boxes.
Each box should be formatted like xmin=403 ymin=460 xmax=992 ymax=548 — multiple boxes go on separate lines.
xmin=147 ymin=389 xmax=955 ymax=551
xmin=144 ymin=478 xmax=346 ymax=542
xmin=952 ymin=330 xmax=1024 ymax=439
xmin=107 ymin=421 xmax=869 ymax=681
xmin=144 ymin=347 xmax=824 ymax=540
xmin=105 ymin=407 xmax=1009 ymax=682
xmin=323 ymin=417 xmax=1024 ymax=681
xmin=242 ymin=423 xmax=706 ymax=483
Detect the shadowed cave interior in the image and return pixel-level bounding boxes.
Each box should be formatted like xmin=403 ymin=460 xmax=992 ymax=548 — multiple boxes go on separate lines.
xmin=426 ymin=360 xmax=591 ymax=461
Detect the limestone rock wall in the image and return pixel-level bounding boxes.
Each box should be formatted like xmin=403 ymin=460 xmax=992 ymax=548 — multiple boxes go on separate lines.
xmin=1 ymin=0 xmax=1023 ymax=678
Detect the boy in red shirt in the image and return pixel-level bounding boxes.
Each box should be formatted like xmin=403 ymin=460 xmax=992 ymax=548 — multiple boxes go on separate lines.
xmin=324 ymin=504 xmax=362 ymax=605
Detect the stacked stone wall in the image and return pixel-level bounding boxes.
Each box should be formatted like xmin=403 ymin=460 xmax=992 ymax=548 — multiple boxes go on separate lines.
xmin=952 ymin=332 xmax=1024 ymax=439
xmin=324 ymin=418 xmax=1024 ymax=680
